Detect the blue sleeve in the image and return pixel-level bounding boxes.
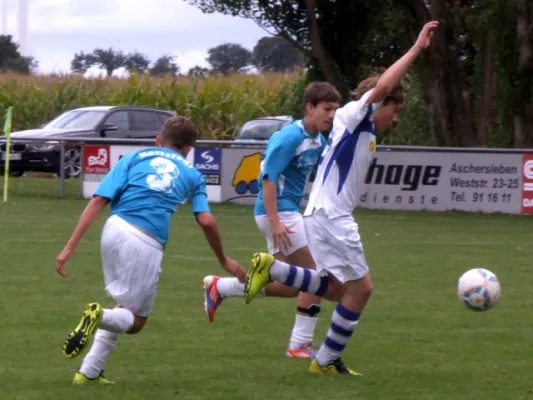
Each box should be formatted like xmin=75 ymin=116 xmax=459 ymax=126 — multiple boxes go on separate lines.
xmin=191 ymin=171 xmax=210 ymax=214
xmin=94 ymin=153 xmax=136 ymax=201
xmin=261 ymin=129 xmax=302 ymax=182
xmin=310 ymin=134 xmax=327 ymax=181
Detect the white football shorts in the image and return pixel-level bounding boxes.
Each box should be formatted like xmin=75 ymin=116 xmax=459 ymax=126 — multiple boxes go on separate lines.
xmin=254 ymin=211 xmax=308 ymax=256
xmin=100 ymin=214 xmax=163 ymax=317
xmin=304 ymin=208 xmax=369 ymax=283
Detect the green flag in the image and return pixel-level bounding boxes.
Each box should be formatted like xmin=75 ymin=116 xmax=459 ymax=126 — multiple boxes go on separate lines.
xmin=3 ymin=107 xmax=13 ymax=203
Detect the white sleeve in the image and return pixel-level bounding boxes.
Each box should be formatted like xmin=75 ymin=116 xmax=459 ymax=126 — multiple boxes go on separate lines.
xmin=335 ymin=89 xmax=383 ymax=133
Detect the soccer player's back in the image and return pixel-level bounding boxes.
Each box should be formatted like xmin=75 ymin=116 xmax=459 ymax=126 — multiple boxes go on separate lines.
xmin=56 ymin=116 xmax=245 ymax=384
xmin=101 ymin=147 xmax=206 ymax=245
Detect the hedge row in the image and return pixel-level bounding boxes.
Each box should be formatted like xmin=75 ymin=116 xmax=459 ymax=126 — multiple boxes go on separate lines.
xmin=0 ymin=72 xmax=304 ymax=139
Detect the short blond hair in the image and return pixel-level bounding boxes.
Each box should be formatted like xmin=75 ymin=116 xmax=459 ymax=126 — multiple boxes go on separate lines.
xmin=351 ymin=74 xmax=404 ymax=105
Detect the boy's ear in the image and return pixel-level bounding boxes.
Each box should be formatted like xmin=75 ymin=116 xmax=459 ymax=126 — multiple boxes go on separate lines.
xmin=155 ymin=135 xmax=161 ymax=147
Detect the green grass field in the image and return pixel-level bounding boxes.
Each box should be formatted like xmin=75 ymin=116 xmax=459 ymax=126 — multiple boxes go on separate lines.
xmin=1 ymin=178 xmax=533 ymax=400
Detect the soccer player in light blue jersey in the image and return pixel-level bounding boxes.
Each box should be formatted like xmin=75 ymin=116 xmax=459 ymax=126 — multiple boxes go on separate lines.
xmin=55 ymin=116 xmax=245 ymax=384
xmin=202 ymin=83 xmax=341 ymax=359
xmin=245 ymin=21 xmax=439 ymax=375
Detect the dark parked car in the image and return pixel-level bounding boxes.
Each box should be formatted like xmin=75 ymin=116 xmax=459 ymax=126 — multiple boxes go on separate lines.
xmin=0 ymin=106 xmax=176 ymax=178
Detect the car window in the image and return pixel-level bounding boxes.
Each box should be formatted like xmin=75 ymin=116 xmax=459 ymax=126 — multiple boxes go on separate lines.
xmin=104 ymin=111 xmax=129 ymax=131
xmin=44 ymin=110 xmax=106 ymax=129
xmin=237 ymin=119 xmax=288 ymax=140
xmin=157 ymin=112 xmax=172 ymax=128
xmin=130 ymin=111 xmax=157 ymax=131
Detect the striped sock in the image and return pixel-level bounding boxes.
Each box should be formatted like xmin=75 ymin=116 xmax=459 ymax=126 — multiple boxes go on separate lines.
xmin=315 ymin=303 xmax=360 ymax=367
xmin=269 ymin=260 xmax=328 ymax=296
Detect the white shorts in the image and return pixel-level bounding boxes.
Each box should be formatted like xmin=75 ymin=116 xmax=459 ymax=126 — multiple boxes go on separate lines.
xmin=304 ymin=209 xmax=369 ymax=283
xmin=254 ymin=212 xmax=308 ymax=256
xmin=101 ymin=215 xmax=163 ymax=317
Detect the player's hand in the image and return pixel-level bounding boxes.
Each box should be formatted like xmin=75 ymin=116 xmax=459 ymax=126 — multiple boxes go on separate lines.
xmin=56 ymin=245 xmax=75 ymax=278
xmin=414 ymin=20 xmax=439 ymax=51
xmin=222 ymin=258 xmax=246 ymax=283
xmin=271 ymin=221 xmax=293 ymax=254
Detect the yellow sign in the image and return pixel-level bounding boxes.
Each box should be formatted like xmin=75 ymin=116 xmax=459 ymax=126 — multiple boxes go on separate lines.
xmin=232 ymin=152 xmax=261 ymax=195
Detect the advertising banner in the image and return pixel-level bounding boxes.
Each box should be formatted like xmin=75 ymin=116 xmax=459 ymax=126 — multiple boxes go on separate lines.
xmin=220 ymin=147 xmax=263 ymax=205
xmin=82 ymin=145 xmax=111 ymax=198
xmin=81 ymin=142 xmax=533 ymax=216
xmin=194 ymin=147 xmax=222 ymax=186
xmin=219 ymin=147 xmax=314 ymax=205
xmin=359 ymin=151 xmax=522 ymax=214
xmin=82 ymin=144 xmax=194 ymax=199
xmin=520 ymin=154 xmax=533 ymax=214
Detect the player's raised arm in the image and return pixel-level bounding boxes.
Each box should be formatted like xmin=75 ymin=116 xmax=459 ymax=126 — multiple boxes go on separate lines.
xmin=366 ymin=20 xmax=438 ymax=105
xmin=192 ymin=173 xmax=246 ymax=282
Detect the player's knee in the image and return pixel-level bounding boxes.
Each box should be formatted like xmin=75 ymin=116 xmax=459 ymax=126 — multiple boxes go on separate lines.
xmin=362 ymin=274 xmax=373 ymax=299
xmin=324 ymin=274 xmax=345 ymax=301
xmin=362 ymin=280 xmax=373 ymax=300
xmin=126 ymin=315 xmax=147 ymax=334
xmin=297 ymin=303 xmax=322 ymax=317
xmin=348 ymin=274 xmax=373 ymax=302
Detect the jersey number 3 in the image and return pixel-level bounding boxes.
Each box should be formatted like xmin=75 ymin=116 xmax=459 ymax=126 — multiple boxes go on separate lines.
xmin=146 ymin=157 xmax=180 ymax=194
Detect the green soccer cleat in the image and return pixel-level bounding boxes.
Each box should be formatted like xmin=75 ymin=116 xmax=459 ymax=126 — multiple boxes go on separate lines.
xmin=244 ymin=252 xmax=274 ymax=304
xmin=72 ymin=371 xmax=115 ymax=385
xmin=309 ymin=358 xmax=362 ymax=376
xmin=63 ymin=302 xmax=103 ymax=359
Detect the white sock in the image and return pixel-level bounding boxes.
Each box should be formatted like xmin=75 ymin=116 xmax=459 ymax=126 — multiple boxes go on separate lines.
xmin=79 ymin=329 xmax=118 ymax=379
xmin=217 ymin=277 xmax=245 ymax=298
xmin=269 ymin=260 xmax=329 ymax=296
xmin=216 ymin=277 xmax=265 ymax=298
xmin=316 ymin=303 xmax=360 ymax=367
xmin=269 ymin=260 xmax=290 ymax=281
xmin=99 ymin=308 xmax=135 ymax=334
xmin=289 ymin=314 xmax=319 ymax=349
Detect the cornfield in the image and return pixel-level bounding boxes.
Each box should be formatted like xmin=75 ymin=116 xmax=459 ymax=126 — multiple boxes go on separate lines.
xmin=0 ymin=72 xmax=304 ymax=139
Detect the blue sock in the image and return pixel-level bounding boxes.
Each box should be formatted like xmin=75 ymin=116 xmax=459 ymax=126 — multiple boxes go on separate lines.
xmin=315 ymin=303 xmax=360 ymax=366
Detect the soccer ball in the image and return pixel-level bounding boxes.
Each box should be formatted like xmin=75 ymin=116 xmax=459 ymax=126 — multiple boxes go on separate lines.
xmin=457 ymin=268 xmax=501 ymax=311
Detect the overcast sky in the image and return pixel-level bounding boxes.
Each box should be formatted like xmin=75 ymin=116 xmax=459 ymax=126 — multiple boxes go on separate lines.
xmin=2 ymin=0 xmax=268 ymax=75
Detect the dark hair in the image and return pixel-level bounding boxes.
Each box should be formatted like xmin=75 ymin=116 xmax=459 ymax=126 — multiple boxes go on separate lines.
xmin=159 ymin=116 xmax=198 ymax=149
xmin=303 ymin=82 xmax=342 ymax=109
xmin=351 ymin=74 xmax=404 ymax=105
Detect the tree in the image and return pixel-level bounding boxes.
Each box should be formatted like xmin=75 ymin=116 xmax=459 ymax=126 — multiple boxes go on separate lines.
xmin=189 ymin=0 xmax=531 ymax=147
xmin=252 ymin=35 xmax=305 ymax=72
xmin=149 ymin=54 xmax=180 ymax=76
xmin=187 ymin=1 xmax=392 ymax=98
xmin=0 ymin=34 xmax=36 ymax=74
xmin=188 ymin=65 xmax=210 ymax=77
xmin=206 ymin=43 xmax=252 ymax=75
xmin=70 ymin=47 xmax=126 ymax=76
xmin=512 ymin=0 xmax=533 ymax=147
xmin=124 ymin=50 xmax=150 ymax=73
xmin=70 ymin=51 xmax=96 ymax=74
xmin=92 ymin=48 xmax=127 ymax=76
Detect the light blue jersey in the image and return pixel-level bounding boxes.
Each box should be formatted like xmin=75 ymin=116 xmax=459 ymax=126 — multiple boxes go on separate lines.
xmin=254 ymin=120 xmax=326 ymax=216
xmin=94 ymin=147 xmax=210 ymax=247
